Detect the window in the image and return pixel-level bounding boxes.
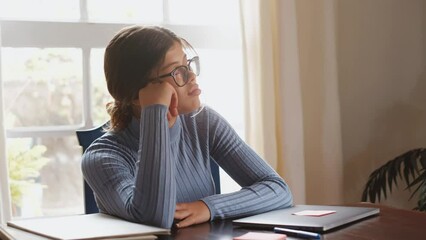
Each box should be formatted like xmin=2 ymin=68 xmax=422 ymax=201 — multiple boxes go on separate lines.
xmin=0 ymin=0 xmax=243 ymax=218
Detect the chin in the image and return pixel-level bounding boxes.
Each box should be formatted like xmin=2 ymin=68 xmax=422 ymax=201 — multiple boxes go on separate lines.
xmin=179 ymin=99 xmax=201 ymax=114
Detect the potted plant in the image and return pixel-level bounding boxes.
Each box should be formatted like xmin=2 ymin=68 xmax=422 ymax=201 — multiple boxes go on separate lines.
xmin=8 ymin=140 xmax=50 ymax=215
xmin=361 ymin=148 xmax=426 ymax=211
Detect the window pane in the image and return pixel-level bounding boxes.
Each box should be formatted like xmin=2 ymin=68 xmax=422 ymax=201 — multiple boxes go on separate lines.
xmin=0 ymin=0 xmax=79 ymax=21
xmin=90 ymin=48 xmax=112 ymax=126
xmin=87 ymin=0 xmax=162 ymax=23
xmin=197 ymin=49 xmax=245 ymax=138
xmin=8 ymin=136 xmax=84 ymax=218
xmin=196 ymin=49 xmax=244 ymax=194
xmin=168 ymin=0 xmax=240 ymax=26
xmin=1 ymin=48 xmax=83 ymax=128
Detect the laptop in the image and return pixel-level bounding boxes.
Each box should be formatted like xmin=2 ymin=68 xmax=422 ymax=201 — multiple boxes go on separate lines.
xmin=233 ymin=205 xmax=380 ymax=232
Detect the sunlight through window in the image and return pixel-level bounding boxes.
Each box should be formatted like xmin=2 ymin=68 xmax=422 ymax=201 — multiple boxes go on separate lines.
xmin=0 ymin=0 xmax=243 ymax=218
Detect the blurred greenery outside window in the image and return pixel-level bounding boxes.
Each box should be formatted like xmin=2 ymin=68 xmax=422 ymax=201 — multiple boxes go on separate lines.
xmin=0 ymin=0 xmax=243 ymax=218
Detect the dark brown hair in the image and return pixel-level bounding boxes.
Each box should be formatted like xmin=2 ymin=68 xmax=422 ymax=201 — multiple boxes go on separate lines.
xmin=104 ymin=25 xmax=181 ymax=131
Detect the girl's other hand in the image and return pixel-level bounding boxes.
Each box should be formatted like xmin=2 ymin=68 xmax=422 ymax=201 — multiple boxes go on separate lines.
xmin=174 ymin=201 xmax=211 ymax=228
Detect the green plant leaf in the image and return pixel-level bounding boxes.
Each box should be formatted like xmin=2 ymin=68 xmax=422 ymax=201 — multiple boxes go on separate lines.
xmin=420 ymin=149 xmax=426 ymax=169
xmin=403 ymin=153 xmax=413 ymax=188
xmin=7 ymin=141 xmax=50 ymax=209
xmin=418 ymin=182 xmax=426 ymax=211
xmin=362 ymin=148 xmax=425 ymax=212
xmin=388 ymin=161 xmax=397 ymax=192
xmin=379 ymin=167 xmax=387 ymax=200
xmin=407 ymin=170 xmax=426 ymax=200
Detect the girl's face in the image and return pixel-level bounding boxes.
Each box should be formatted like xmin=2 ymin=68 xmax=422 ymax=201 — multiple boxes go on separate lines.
xmin=157 ymin=41 xmax=201 ymax=114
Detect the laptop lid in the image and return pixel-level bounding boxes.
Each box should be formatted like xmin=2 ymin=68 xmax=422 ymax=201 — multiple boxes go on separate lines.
xmin=233 ymin=205 xmax=380 ymax=232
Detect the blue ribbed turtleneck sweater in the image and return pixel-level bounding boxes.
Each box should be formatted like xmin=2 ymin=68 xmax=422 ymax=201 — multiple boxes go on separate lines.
xmin=81 ymin=104 xmax=293 ymax=228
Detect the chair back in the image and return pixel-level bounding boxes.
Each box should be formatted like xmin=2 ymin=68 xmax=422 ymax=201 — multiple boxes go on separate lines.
xmin=76 ymin=123 xmax=107 ymax=214
xmin=76 ymin=122 xmax=221 ymax=214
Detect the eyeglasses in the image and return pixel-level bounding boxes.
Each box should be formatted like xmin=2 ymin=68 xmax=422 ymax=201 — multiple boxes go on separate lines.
xmin=152 ymin=56 xmax=200 ymax=87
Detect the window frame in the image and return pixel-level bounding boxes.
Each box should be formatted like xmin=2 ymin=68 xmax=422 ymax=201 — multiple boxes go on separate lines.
xmin=0 ymin=0 xmax=244 ymax=218
xmin=0 ymin=20 xmax=240 ymax=139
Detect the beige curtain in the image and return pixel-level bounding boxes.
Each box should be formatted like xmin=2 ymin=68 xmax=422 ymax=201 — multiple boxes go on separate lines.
xmin=0 ymin=25 xmax=12 ymax=224
xmin=240 ymin=0 xmax=343 ymax=204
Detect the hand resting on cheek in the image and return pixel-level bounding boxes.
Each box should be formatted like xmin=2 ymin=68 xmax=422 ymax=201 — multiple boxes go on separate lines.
xmin=136 ymin=81 xmax=179 ymax=127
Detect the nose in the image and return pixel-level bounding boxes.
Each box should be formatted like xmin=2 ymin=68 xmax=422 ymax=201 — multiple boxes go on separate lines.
xmin=187 ymin=70 xmax=197 ymax=84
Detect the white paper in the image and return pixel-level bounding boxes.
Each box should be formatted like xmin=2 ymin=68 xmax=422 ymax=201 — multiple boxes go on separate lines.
xmin=292 ymin=210 xmax=336 ymax=217
xmin=7 ymin=213 xmax=169 ymax=240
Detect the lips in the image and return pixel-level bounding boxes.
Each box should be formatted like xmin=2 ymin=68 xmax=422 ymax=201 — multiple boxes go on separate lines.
xmin=188 ymin=84 xmax=202 ymax=96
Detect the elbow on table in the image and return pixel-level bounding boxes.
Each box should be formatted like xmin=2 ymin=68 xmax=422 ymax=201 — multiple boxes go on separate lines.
xmin=271 ymin=177 xmax=293 ymax=208
xmin=126 ymin=204 xmax=175 ymax=229
xmin=282 ymin=190 xmax=294 ymax=208
xmin=143 ymin=217 xmax=174 ymax=229
xmin=280 ymin=181 xmax=294 ymax=208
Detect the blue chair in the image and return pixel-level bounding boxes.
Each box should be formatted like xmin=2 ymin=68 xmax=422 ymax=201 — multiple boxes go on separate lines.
xmin=76 ymin=123 xmax=107 ymax=214
xmin=76 ymin=122 xmax=221 ymax=214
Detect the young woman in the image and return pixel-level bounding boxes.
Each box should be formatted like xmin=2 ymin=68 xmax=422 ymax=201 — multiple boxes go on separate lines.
xmin=81 ymin=25 xmax=293 ymax=229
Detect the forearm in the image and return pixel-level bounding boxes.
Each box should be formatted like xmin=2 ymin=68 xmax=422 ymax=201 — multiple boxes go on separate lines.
xmin=84 ymin=105 xmax=177 ymax=228
xmin=205 ymin=107 xmax=293 ymax=220
xmin=201 ymin=175 xmax=293 ymax=220
xmin=131 ymin=105 xmax=177 ymax=227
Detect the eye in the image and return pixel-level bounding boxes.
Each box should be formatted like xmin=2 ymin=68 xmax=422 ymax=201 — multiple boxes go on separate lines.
xmin=173 ymin=66 xmax=187 ymax=77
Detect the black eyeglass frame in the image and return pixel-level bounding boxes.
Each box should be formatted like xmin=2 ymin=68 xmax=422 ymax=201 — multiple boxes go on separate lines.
xmin=151 ymin=56 xmax=200 ymax=87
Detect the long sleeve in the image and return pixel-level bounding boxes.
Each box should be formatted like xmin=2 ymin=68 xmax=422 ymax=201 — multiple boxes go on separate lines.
xmin=200 ymin=108 xmax=293 ymax=220
xmin=81 ymin=105 xmax=176 ymax=228
xmin=82 ymin=104 xmax=293 ymax=228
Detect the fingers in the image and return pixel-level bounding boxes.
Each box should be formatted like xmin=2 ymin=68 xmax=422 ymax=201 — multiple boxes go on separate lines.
xmin=174 ymin=209 xmax=190 ymax=220
xmin=175 ymin=203 xmax=186 ymax=211
xmin=169 ymin=88 xmax=178 ymax=112
xmin=174 ymin=201 xmax=211 ymax=228
xmin=166 ymin=89 xmax=178 ymax=126
xmin=167 ymin=111 xmax=172 ymax=122
xmin=137 ymin=81 xmax=177 ymax=108
xmin=176 ymin=216 xmax=197 ymax=228
xmin=168 ymin=90 xmax=179 ymax=118
xmin=174 ymin=203 xmax=190 ymax=220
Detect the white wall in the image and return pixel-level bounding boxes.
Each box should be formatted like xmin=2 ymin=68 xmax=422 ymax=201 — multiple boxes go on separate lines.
xmin=337 ymin=0 xmax=426 ymax=208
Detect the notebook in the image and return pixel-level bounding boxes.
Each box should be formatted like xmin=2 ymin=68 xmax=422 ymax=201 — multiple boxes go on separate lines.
xmin=233 ymin=205 xmax=380 ymax=232
xmin=7 ymin=213 xmax=169 ymax=240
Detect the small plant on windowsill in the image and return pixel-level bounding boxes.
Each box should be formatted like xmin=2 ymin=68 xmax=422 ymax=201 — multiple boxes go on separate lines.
xmin=7 ymin=140 xmax=50 ymax=215
xmin=361 ymin=148 xmax=426 ymax=211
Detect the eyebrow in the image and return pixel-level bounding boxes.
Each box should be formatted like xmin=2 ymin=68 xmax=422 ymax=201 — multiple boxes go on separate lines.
xmin=160 ymin=54 xmax=187 ymax=72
